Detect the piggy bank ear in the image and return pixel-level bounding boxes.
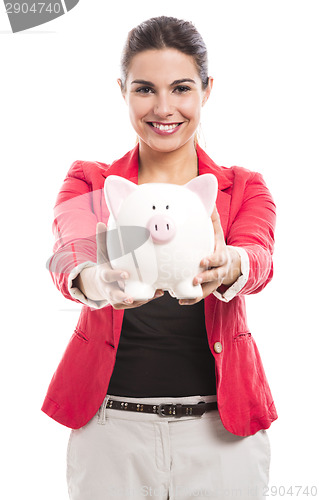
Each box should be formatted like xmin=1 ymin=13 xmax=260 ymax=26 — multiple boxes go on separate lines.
xmin=184 ymin=174 xmax=218 ymax=215
xmin=104 ymin=175 xmax=138 ymax=219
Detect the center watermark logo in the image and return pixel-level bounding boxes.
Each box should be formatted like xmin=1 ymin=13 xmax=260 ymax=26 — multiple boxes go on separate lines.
xmin=3 ymin=0 xmax=79 ymax=33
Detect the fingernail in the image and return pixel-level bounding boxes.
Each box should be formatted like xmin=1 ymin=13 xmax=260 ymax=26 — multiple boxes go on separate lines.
xmin=123 ymin=297 xmax=133 ymax=304
xmin=180 ymin=300 xmax=190 ymax=305
xmin=121 ymin=272 xmax=129 ymax=279
xmin=202 ymin=259 xmax=209 ymax=267
xmin=194 ymin=277 xmax=202 ymax=284
xmin=155 ymin=291 xmax=164 ymax=298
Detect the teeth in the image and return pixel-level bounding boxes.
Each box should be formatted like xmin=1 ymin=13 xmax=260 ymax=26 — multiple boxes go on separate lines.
xmin=152 ymin=122 xmax=180 ymax=131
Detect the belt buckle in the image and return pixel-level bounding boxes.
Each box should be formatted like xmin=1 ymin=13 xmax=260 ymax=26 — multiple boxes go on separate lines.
xmin=157 ymin=401 xmax=207 ymax=417
xmin=157 ymin=403 xmax=180 ymax=417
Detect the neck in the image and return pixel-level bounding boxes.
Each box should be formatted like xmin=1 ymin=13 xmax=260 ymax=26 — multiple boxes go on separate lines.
xmin=138 ymin=139 xmax=199 ymax=185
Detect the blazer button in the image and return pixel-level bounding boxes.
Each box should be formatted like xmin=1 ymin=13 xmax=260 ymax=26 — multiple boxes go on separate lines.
xmin=213 ymin=342 xmax=223 ymax=354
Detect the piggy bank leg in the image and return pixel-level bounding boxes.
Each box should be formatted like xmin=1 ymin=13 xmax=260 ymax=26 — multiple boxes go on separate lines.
xmin=173 ymin=281 xmax=203 ymax=300
xmin=124 ymin=280 xmax=157 ymax=301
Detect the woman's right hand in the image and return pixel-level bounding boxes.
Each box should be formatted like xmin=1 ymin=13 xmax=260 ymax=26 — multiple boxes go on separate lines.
xmin=73 ymin=222 xmax=164 ymax=309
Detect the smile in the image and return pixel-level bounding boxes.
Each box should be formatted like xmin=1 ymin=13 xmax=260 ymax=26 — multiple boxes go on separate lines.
xmin=147 ymin=122 xmax=183 ymax=135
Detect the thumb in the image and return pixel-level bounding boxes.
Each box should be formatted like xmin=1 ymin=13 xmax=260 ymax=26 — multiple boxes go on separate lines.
xmin=96 ymin=222 xmax=108 ymax=265
xmin=211 ymin=206 xmax=225 ymax=247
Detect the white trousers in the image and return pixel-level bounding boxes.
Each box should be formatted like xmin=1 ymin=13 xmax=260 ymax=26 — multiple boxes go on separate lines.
xmin=67 ymin=393 xmax=271 ymax=500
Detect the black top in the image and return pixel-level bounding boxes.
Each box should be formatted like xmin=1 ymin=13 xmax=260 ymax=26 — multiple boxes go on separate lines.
xmin=107 ymin=292 xmax=216 ymax=397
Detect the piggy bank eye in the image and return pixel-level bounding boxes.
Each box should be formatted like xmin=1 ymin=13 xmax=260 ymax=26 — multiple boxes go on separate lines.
xmin=152 ymin=205 xmax=156 ymax=210
xmin=166 ymin=205 xmax=169 ymax=210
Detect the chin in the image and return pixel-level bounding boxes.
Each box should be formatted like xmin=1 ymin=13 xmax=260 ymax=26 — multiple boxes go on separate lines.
xmin=142 ymin=136 xmax=192 ymax=154
xmin=150 ymin=142 xmax=179 ymax=153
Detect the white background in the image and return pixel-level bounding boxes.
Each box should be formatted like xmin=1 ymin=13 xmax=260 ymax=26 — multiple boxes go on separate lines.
xmin=1 ymin=0 xmax=318 ymax=498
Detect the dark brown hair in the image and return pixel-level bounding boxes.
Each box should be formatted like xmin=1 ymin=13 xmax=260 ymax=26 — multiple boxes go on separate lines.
xmin=120 ymin=16 xmax=209 ymax=92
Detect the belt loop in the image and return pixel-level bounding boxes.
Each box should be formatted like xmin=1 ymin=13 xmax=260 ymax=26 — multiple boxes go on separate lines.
xmin=97 ymin=395 xmax=110 ymax=425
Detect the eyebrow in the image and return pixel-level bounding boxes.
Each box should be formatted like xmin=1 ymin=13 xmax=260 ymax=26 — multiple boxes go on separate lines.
xmin=130 ymin=78 xmax=196 ymax=86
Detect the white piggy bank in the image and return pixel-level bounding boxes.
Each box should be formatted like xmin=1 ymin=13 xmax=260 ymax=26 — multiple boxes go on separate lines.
xmin=103 ymin=174 xmax=218 ymax=300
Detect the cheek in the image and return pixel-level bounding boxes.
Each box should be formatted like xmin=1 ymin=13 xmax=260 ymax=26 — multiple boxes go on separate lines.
xmin=180 ymin=95 xmax=202 ymax=120
xmin=129 ymin=98 xmax=150 ymax=123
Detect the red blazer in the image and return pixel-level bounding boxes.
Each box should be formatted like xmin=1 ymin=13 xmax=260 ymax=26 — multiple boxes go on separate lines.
xmin=42 ymin=144 xmax=278 ymax=436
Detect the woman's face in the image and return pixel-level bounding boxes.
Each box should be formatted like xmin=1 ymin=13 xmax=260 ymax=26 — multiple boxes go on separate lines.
xmin=120 ymin=48 xmax=213 ymax=154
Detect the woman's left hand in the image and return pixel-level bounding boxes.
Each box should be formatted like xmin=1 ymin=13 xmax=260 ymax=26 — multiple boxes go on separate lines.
xmin=179 ymin=207 xmax=242 ymax=305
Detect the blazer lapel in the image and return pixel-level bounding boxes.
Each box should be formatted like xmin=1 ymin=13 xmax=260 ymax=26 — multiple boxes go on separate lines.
xmin=102 ymin=144 xmax=139 ymax=182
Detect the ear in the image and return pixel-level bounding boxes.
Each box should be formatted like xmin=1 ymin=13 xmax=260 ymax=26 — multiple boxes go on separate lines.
xmin=184 ymin=174 xmax=218 ymax=215
xmin=104 ymin=175 xmax=138 ymax=219
xmin=202 ymin=76 xmax=214 ymax=107
xmin=117 ymin=78 xmax=127 ymax=103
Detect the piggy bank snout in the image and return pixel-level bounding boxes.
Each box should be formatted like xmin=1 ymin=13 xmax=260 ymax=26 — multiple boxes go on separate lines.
xmin=147 ymin=214 xmax=176 ymax=244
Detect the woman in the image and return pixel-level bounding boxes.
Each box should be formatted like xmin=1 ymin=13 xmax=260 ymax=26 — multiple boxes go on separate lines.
xmin=43 ymin=16 xmax=277 ymax=500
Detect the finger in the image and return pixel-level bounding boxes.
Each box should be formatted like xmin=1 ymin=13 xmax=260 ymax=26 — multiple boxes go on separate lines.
xmin=179 ymin=297 xmax=202 ymax=306
xmin=211 ymin=206 xmax=223 ymax=233
xmin=106 ymin=283 xmax=133 ymax=306
xmin=201 ymin=281 xmax=223 ymax=297
xmin=98 ymin=264 xmax=130 ymax=284
xmin=151 ymin=289 xmax=165 ymax=300
xmin=113 ymin=299 xmax=146 ymax=310
xmin=125 ymin=289 xmax=164 ymax=306
xmin=96 ymin=222 xmax=109 ymax=265
xmin=179 ymin=280 xmax=222 ymax=305
xmin=200 ymin=281 xmax=222 ymax=297
xmin=198 ymin=250 xmax=229 ymax=276
xmin=197 ymin=250 xmax=229 ymax=280
xmin=211 ymin=206 xmax=225 ymax=251
xmin=198 ymin=253 xmax=228 ymax=278
xmin=200 ymin=207 xmax=227 ymax=268
xmin=112 ymin=289 xmax=164 ymax=310
xmin=194 ymin=266 xmax=227 ymax=286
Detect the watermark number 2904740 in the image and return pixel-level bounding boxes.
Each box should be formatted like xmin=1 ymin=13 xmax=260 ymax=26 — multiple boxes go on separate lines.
xmin=264 ymin=485 xmax=318 ymax=497
xmin=3 ymin=1 xmax=80 ymax=33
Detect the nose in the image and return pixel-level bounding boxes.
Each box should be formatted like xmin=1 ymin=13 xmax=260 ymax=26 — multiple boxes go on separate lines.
xmin=147 ymin=214 xmax=176 ymax=244
xmin=153 ymin=92 xmax=174 ymax=117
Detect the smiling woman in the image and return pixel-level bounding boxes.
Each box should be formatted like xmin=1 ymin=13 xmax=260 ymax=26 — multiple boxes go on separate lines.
xmin=119 ymin=47 xmax=213 ymax=171
xmin=43 ymin=15 xmax=277 ymax=500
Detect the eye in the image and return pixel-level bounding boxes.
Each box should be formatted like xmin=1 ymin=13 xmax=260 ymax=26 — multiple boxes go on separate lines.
xmin=166 ymin=205 xmax=169 ymax=209
xmin=136 ymin=86 xmax=154 ymax=94
xmin=152 ymin=205 xmax=156 ymax=210
xmin=173 ymin=85 xmax=191 ymax=94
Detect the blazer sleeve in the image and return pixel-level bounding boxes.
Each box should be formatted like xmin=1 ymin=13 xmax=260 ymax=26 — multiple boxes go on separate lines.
xmin=222 ymin=170 xmax=276 ymax=297
xmin=47 ymin=160 xmax=110 ymax=309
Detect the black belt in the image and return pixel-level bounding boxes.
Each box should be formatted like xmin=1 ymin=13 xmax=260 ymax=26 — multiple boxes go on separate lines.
xmin=106 ymin=399 xmax=218 ymax=417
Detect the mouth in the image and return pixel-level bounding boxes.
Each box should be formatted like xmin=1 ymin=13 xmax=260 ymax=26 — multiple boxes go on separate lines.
xmin=147 ymin=122 xmax=183 ymax=135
